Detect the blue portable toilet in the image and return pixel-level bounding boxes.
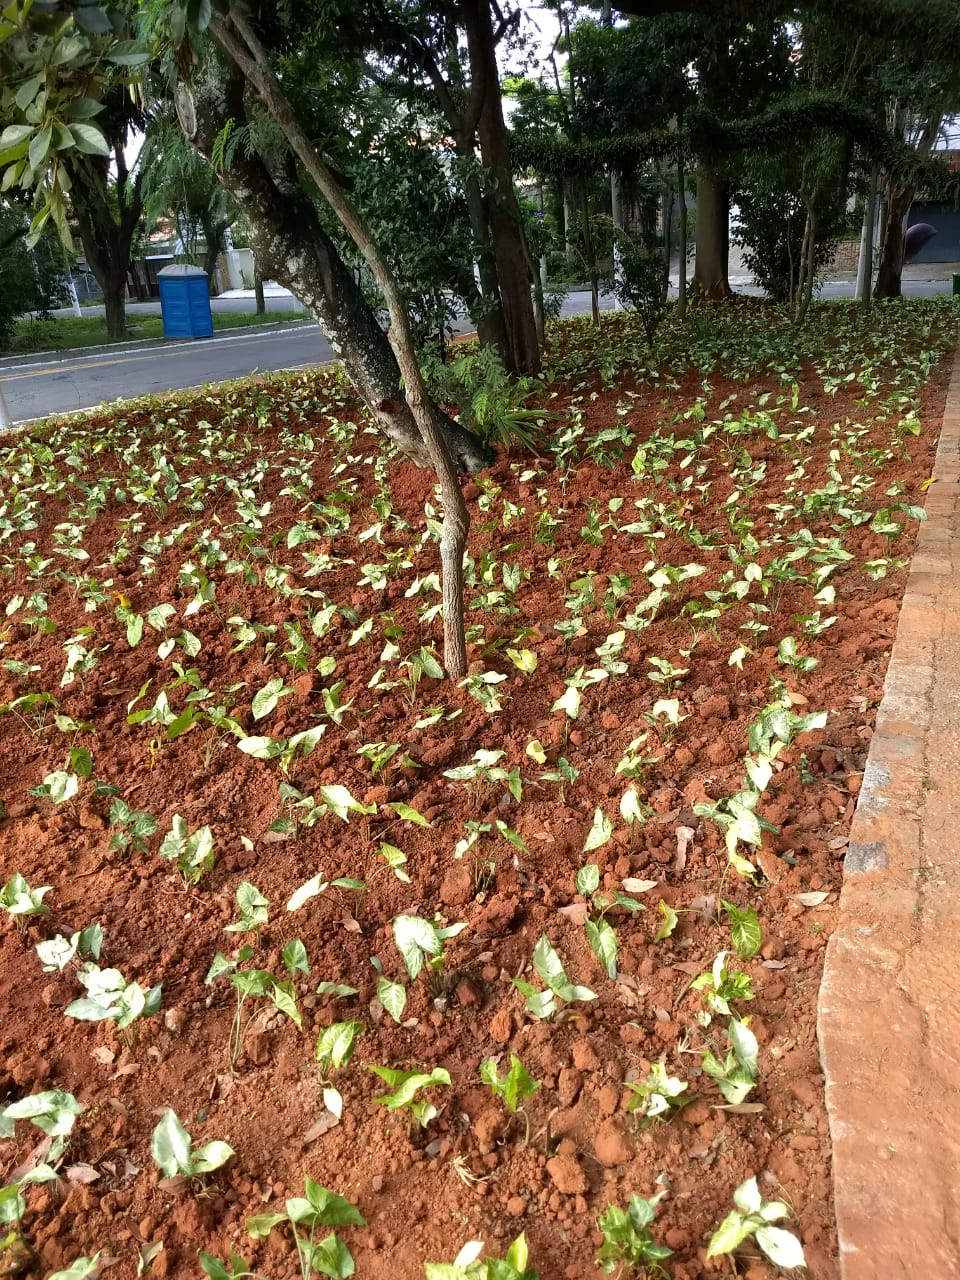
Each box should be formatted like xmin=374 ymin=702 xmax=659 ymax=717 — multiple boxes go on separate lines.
xmin=157 ymin=264 xmax=213 ymax=339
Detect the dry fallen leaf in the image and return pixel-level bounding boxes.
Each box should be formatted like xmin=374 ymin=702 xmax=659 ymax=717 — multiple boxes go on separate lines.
xmin=260 ymin=829 xmax=290 ymax=844
xmin=558 ymin=903 xmax=589 ymax=926
xmin=688 ymin=894 xmax=716 ymax=922
xmin=91 ymin=1047 xmax=115 ymax=1066
xmin=762 ymin=959 xmax=788 ymax=969
xmin=303 ymin=1112 xmax=340 ymax=1143
xmin=714 ymin=1102 xmax=766 ymax=1114
xmin=66 ymin=1164 xmax=101 ymax=1185
xmin=622 ymin=878 xmax=658 ymax=894
xmin=790 ymin=891 xmax=830 ymax=907
xmin=157 ymin=1175 xmax=187 ymax=1194
xmin=674 ymin=825 xmax=694 ymax=874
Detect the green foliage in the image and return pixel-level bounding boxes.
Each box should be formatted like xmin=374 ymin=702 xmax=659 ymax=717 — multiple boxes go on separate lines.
xmin=369 ymin=1065 xmax=451 ymax=1129
xmin=707 ymin=1176 xmax=805 ymax=1269
xmin=150 ymin=1108 xmax=234 ymax=1180
xmin=0 ymin=200 xmax=67 ymax=348
xmin=0 ymin=2 xmax=148 ymax=246
xmin=596 ymin=1192 xmax=673 ymax=1276
xmin=479 ymin=1055 xmax=540 ymax=1115
xmin=424 ymin=1233 xmax=538 ymax=1279
xmin=733 ymin=164 xmax=845 ymax=304
xmin=422 ymin=345 xmax=552 ymax=453
xmin=345 ymin=117 xmax=477 ymax=352
xmin=247 ymin=1177 xmax=365 ymax=1280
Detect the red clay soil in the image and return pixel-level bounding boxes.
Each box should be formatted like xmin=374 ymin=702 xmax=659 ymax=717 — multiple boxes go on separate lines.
xmin=0 ymin=317 xmax=953 ymax=1280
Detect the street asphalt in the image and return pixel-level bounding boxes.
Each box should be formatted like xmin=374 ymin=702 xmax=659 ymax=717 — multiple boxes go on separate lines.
xmin=1 ymin=278 xmax=956 ymax=425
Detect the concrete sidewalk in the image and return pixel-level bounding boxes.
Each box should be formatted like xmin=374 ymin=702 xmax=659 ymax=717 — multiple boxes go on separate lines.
xmin=819 ymin=344 xmax=960 ymax=1277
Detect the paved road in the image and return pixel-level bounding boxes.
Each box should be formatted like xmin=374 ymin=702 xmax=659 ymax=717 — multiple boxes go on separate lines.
xmin=0 ymin=323 xmax=331 ymax=422
xmin=3 ymin=279 xmax=955 ymax=425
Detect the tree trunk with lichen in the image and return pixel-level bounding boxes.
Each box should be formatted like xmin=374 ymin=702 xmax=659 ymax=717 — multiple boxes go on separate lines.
xmin=187 ymin=77 xmax=493 ymax=475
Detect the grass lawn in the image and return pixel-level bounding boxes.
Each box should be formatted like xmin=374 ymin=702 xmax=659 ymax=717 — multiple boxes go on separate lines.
xmin=4 ymin=308 xmax=309 ymax=356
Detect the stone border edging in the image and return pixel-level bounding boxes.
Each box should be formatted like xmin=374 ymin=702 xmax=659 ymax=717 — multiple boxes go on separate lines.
xmin=818 ymin=342 xmax=960 ymax=1278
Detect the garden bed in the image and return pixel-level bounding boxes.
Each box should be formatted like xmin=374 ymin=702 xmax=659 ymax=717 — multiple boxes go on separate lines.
xmin=0 ymin=299 xmax=956 ymax=1280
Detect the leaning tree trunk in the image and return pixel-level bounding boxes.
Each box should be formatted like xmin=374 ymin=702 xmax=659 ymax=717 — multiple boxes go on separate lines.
xmin=692 ymin=166 xmax=732 ymax=299
xmin=187 ymin=79 xmax=493 ymax=476
xmin=205 ymin=9 xmax=472 ymax=677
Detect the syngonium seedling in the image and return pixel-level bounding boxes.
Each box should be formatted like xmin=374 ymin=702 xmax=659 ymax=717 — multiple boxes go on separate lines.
xmin=0 ymin=873 xmax=51 ymax=930
xmin=369 ymin=1065 xmax=451 ymax=1130
xmin=107 ymin=797 xmax=158 ymax=855
xmin=700 ymin=1018 xmax=759 ymax=1105
xmin=65 ymin=963 xmax=162 ymax=1040
xmin=624 ymin=1062 xmax=689 ymax=1124
xmin=314 ymin=1020 xmax=363 ymax=1119
xmin=1 ymin=1090 xmax=83 ymax=1238
xmin=574 ymin=863 xmax=645 ymax=979
xmin=224 ymin=881 xmax=269 ymax=940
xmin=159 ymin=815 xmax=215 ymax=886
xmin=480 ymin=1054 xmax=540 ymax=1143
xmin=511 ymin=935 xmax=597 ymax=1020
xmin=596 ymin=1191 xmax=673 ymax=1276
xmin=205 ymin=940 xmax=303 ymax=1067
xmin=47 ymin=1256 xmax=103 ymax=1280
xmin=150 ymin=1109 xmax=234 ymax=1182
xmin=443 ymin=749 xmax=522 ymax=807
xmin=690 ymin=951 xmax=756 ymax=1022
xmin=247 ymin=1177 xmax=366 ymax=1280
xmin=199 ymin=1250 xmax=266 ymax=1280
xmin=35 ymin=922 xmax=102 ymax=972
xmin=393 ymin=914 xmax=467 ymax=988
xmin=706 ymin=1176 xmax=805 ymax=1270
xmin=424 ymin=1232 xmax=538 ymax=1279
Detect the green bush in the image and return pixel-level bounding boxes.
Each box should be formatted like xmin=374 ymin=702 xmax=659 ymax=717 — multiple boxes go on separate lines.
xmin=0 ymin=201 xmax=68 ymax=350
xmin=421 ymin=344 xmax=553 ymax=453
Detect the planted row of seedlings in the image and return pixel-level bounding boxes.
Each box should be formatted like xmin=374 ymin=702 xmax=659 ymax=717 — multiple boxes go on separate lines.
xmin=0 ymin=299 xmax=955 ymax=1277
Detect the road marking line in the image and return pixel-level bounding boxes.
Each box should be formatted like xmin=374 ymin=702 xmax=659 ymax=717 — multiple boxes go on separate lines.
xmin=0 ymin=322 xmax=318 ymax=379
xmin=4 ymin=358 xmax=338 ymax=427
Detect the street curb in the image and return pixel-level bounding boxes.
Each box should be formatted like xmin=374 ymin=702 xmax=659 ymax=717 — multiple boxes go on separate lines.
xmin=818 ymin=341 xmax=960 ymax=1277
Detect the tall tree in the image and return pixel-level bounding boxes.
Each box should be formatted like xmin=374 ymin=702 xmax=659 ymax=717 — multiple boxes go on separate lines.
xmin=0 ymin=5 xmax=147 ymax=338
xmin=373 ymin=0 xmax=541 ymax=374
xmin=141 ymin=116 xmax=233 ymax=288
